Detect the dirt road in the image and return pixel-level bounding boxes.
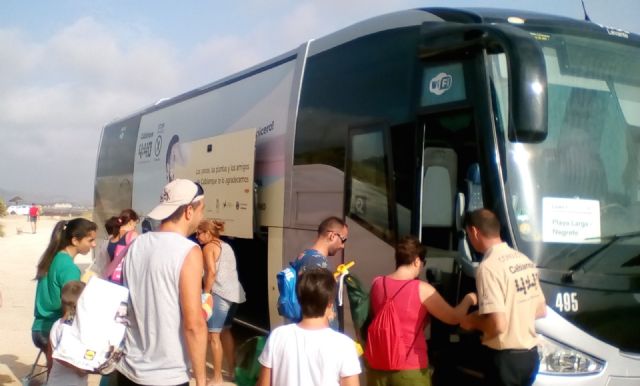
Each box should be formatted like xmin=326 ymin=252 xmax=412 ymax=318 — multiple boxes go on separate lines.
xmin=0 ymin=215 xmax=236 ymax=386
xmin=0 ymin=215 xmax=100 ymax=385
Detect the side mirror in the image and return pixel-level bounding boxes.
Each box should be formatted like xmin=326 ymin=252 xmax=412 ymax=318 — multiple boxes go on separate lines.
xmin=420 ymin=23 xmax=548 ymax=142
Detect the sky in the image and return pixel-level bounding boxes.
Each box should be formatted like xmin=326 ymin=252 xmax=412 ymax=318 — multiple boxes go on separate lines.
xmin=0 ymin=0 xmax=638 ymax=205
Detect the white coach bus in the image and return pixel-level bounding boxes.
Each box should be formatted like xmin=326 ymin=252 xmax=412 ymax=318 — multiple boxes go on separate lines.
xmin=94 ymin=7 xmax=640 ymax=385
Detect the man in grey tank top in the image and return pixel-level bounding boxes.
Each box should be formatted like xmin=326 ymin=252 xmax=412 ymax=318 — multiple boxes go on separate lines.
xmin=116 ymin=179 xmax=209 ymax=386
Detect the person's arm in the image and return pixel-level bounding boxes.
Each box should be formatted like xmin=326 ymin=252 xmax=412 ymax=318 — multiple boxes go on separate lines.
xmin=535 ymin=295 xmax=547 ymax=319
xmin=461 ymin=310 xmax=507 ymax=339
xmin=202 ymin=243 xmax=221 ymax=294
xmin=340 ymin=375 xmax=360 ymax=386
xmin=421 ymin=282 xmax=477 ymax=325
xmin=459 ymin=262 xmax=507 ymax=338
xmin=255 ymin=327 xmax=277 ymax=386
xmin=180 ymin=246 xmax=208 ymax=386
xmin=256 ymin=365 xmax=271 ymax=386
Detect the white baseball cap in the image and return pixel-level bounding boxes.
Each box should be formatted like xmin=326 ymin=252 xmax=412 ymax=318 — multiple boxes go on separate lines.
xmin=147 ymin=179 xmax=204 ymax=220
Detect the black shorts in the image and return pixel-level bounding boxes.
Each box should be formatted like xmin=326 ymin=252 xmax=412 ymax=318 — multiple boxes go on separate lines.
xmin=483 ymin=346 xmax=539 ymax=386
xmin=30 ymin=216 xmax=37 ymax=222
xmin=31 ymin=330 xmax=49 ymax=350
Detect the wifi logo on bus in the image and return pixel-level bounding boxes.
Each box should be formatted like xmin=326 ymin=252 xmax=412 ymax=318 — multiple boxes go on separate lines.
xmin=429 ymin=72 xmax=453 ymax=96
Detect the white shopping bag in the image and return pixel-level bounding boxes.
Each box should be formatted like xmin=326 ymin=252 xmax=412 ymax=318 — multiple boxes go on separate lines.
xmin=52 ymin=277 xmax=129 ymax=372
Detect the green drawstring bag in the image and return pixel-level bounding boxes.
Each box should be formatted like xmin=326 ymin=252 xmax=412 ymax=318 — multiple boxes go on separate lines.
xmin=234 ymin=335 xmax=267 ymax=386
xmin=344 ymin=274 xmax=370 ymax=341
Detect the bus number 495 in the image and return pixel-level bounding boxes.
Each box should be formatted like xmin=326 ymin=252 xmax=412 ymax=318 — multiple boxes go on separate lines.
xmin=555 ymin=292 xmax=579 ymax=313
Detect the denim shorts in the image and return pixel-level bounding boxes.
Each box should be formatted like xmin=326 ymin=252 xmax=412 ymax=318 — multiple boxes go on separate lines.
xmin=207 ymin=294 xmax=238 ymax=333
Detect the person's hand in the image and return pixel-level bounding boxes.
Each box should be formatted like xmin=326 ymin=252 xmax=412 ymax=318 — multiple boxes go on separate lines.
xmin=464 ymin=292 xmax=478 ymax=307
xmin=460 ymin=314 xmax=474 ymax=331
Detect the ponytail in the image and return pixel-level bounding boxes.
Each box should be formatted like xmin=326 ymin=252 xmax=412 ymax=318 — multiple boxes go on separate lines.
xmin=118 ymin=209 xmax=139 ymax=225
xmin=212 ymin=220 xmax=225 ymax=235
xmin=35 ymin=218 xmax=97 ymax=280
xmin=105 ymin=216 xmax=121 ymax=238
xmin=196 ymin=219 xmax=225 ymax=245
xmin=35 ymin=221 xmax=67 ymax=279
xmin=105 ymin=209 xmax=139 ymax=238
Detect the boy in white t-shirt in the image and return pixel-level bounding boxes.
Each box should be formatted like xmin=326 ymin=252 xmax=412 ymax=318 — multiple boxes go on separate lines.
xmin=257 ymin=268 xmax=361 ymax=386
xmin=48 ymin=280 xmax=88 ymax=386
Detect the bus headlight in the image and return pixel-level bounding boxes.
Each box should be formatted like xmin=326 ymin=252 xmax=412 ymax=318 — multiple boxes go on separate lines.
xmin=537 ymin=334 xmax=605 ymax=375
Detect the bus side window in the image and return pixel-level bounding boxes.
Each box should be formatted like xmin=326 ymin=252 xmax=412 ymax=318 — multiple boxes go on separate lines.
xmin=346 ymin=125 xmax=395 ymax=242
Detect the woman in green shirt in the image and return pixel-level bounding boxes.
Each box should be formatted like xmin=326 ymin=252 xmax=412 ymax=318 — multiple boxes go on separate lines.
xmin=31 ymin=217 xmax=97 ymax=372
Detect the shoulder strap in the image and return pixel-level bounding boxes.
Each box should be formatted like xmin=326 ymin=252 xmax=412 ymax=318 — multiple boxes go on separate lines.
xmin=382 ymin=276 xmax=388 ymax=300
xmin=216 ymin=241 xmax=225 ymax=271
xmin=102 ymin=238 xmax=135 ymax=279
xmin=381 ymin=278 xmax=420 ymax=360
xmin=382 ymin=277 xmax=414 ymax=302
xmin=124 ymin=231 xmax=135 ymax=245
xmin=291 ymin=253 xmax=306 ymax=272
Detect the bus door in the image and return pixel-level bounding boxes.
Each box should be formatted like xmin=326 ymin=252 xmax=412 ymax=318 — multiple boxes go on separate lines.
xmin=417 ymin=57 xmax=487 ymax=383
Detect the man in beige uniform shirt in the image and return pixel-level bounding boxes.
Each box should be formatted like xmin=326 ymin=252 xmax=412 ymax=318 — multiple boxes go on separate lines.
xmin=462 ymin=209 xmax=547 ymax=386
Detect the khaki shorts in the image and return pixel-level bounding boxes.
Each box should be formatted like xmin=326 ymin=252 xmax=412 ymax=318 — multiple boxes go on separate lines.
xmin=366 ymin=367 xmax=432 ymax=386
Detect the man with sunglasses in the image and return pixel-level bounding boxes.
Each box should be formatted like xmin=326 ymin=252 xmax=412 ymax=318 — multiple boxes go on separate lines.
xmin=293 ymin=216 xmax=348 ymax=329
xmin=117 ymin=179 xmax=209 ymax=386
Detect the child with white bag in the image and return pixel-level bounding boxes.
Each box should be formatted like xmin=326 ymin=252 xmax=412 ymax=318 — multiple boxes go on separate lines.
xmin=48 ymin=281 xmax=88 ymax=386
xmin=49 ymin=277 xmax=130 ymax=386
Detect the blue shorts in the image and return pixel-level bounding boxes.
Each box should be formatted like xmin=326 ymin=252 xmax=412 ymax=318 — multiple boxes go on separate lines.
xmin=207 ymin=294 xmax=238 ymax=333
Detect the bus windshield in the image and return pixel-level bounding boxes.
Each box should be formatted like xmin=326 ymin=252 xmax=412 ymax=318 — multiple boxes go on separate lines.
xmin=493 ymin=30 xmax=640 ymax=279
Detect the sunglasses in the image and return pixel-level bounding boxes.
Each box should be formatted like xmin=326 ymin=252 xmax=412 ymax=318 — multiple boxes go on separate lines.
xmin=189 ymin=182 xmax=205 ymax=205
xmin=328 ymin=230 xmax=347 ymax=244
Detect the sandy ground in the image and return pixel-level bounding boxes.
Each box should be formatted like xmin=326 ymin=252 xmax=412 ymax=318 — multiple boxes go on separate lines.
xmin=0 ymin=215 xmax=235 ymax=386
xmin=0 ymin=215 xmax=101 ymax=385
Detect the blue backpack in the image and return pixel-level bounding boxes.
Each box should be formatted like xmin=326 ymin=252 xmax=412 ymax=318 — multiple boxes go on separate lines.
xmin=276 ymin=262 xmax=301 ymax=322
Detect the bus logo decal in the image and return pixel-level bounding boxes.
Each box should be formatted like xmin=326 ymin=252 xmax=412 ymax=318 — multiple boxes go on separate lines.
xmin=429 ymin=72 xmax=453 ymax=96
xmin=154 ymin=135 xmax=163 ymax=157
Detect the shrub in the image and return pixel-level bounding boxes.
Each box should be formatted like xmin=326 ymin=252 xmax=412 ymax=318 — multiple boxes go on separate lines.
xmin=0 ymin=199 xmax=7 ymax=237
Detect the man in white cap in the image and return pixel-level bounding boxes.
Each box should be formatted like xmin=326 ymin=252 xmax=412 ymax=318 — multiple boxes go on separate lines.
xmin=116 ymin=179 xmax=208 ymax=386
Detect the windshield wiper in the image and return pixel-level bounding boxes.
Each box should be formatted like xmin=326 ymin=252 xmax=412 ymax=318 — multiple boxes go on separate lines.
xmin=562 ymin=230 xmax=640 ymax=283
